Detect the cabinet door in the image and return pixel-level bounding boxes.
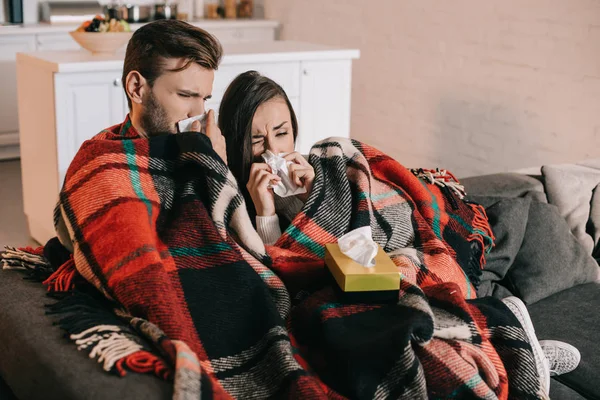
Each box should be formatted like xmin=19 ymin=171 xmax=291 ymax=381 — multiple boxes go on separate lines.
xmin=54 ymin=71 xmax=127 ymax=182
xmin=297 ymin=60 xmax=353 ymax=154
xmin=36 ymin=33 xmax=81 ymax=51
xmin=0 ymin=35 xmax=36 ymax=135
xmin=212 ymin=62 xmax=300 ymax=101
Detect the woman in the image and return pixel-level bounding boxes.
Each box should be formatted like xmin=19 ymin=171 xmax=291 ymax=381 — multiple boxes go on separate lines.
xmin=219 ymin=70 xmax=314 ymax=245
xmin=218 ymin=71 xmax=579 ymax=396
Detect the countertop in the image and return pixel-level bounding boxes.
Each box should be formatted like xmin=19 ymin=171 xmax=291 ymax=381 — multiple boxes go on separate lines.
xmin=16 ymin=40 xmax=361 ymax=73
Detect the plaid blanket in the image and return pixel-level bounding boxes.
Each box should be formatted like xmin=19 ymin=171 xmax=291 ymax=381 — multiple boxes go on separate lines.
xmin=4 ymin=121 xmax=544 ymax=399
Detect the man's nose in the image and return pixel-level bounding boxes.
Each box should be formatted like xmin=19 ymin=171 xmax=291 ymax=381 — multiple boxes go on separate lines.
xmin=188 ymin=100 xmax=205 ymax=118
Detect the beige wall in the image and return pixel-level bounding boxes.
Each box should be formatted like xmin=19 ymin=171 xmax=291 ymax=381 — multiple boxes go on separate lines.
xmin=266 ymin=0 xmax=600 ymax=177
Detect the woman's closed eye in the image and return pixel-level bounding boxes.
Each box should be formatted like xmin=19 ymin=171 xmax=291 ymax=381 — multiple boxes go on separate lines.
xmin=252 ymin=135 xmax=265 ymax=145
xmin=276 ymin=131 xmax=288 ymax=137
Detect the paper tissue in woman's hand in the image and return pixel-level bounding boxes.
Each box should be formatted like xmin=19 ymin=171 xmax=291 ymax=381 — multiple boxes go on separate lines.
xmin=324 ymin=226 xmax=400 ymax=293
xmin=261 ymin=150 xmax=307 ymax=198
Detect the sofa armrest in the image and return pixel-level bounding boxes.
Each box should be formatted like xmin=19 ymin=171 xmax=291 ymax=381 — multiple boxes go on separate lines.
xmin=460 ymin=173 xmax=547 ymax=203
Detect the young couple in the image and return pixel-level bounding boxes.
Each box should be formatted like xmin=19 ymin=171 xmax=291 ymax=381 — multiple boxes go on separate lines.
xmin=67 ymin=19 xmax=579 ymax=396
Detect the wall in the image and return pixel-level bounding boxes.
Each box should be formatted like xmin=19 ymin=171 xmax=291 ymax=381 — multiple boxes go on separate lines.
xmin=14 ymin=0 xmax=265 ymax=24
xmin=266 ymin=0 xmax=600 ymax=177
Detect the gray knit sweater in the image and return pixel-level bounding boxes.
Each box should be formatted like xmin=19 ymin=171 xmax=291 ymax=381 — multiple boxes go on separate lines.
xmin=256 ymin=195 xmax=305 ymax=245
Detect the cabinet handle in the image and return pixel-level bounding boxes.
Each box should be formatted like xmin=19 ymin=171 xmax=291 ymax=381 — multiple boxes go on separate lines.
xmin=303 ymin=69 xmax=308 ymax=76
xmin=113 ymin=79 xmax=121 ymax=87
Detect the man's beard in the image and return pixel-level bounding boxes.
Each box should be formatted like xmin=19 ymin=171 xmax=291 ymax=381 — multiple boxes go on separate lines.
xmin=139 ymin=88 xmax=175 ymax=136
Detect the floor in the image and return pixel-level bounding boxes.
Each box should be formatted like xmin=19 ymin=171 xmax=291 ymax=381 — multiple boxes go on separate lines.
xmin=0 ymin=160 xmax=38 ymax=249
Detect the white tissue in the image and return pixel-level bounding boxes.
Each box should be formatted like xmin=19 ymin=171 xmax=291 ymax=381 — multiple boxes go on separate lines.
xmin=261 ymin=150 xmax=307 ymax=198
xmin=177 ymin=113 xmax=208 ymax=133
xmin=338 ymin=226 xmax=379 ymax=267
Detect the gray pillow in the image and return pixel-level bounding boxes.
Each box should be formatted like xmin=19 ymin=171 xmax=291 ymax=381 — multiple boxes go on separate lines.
xmin=475 ymin=197 xmax=529 ymax=299
xmin=542 ymin=162 xmax=600 ymax=255
xmin=476 ymin=197 xmax=600 ymax=304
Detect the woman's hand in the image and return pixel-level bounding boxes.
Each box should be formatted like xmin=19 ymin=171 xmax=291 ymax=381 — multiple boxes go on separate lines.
xmin=247 ymin=163 xmax=281 ymax=216
xmin=284 ymin=152 xmax=314 ymax=203
xmin=192 ymin=109 xmax=227 ymax=165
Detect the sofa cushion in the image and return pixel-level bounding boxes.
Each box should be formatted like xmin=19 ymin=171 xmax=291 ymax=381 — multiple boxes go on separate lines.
xmin=509 ymin=200 xmax=600 ymax=304
xmin=549 ymin=379 xmax=589 ymax=400
xmin=476 ymin=197 xmax=599 ymax=304
xmin=528 ymin=282 xmax=600 ymax=400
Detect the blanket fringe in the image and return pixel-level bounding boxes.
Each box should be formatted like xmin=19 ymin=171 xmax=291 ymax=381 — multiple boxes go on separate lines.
xmin=71 ymin=325 xmax=145 ymax=373
xmin=70 ymin=324 xmax=172 ymax=380
xmin=45 ymin=289 xmax=173 ymax=380
xmin=409 ymin=169 xmax=496 ymax=268
xmin=468 ymin=203 xmax=495 ymax=268
xmin=1 ymin=246 xmax=49 ymax=270
xmin=410 ymin=168 xmax=467 ymax=199
xmin=116 ymin=350 xmax=172 ymax=380
xmin=1 ymin=246 xmax=55 ymax=282
xmin=20 ymin=245 xmax=45 ymax=256
xmin=43 ymin=257 xmax=77 ymax=292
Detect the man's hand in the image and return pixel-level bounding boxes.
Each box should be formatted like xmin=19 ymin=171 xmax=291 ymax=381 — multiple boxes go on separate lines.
xmin=192 ymin=109 xmax=227 ymax=165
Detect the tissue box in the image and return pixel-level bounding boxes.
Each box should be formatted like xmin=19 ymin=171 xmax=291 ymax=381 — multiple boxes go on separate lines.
xmin=324 ymin=243 xmax=400 ymax=292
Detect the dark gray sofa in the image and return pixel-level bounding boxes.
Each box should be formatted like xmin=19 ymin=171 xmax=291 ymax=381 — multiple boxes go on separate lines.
xmin=1 ymin=172 xmax=598 ymax=400
xmin=0 ymin=269 xmax=171 ymax=400
xmin=461 ymin=172 xmax=600 ymax=400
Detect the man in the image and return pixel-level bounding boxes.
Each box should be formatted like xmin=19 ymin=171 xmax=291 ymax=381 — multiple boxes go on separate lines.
xmin=55 ymin=20 xmax=227 ymax=251
xmin=121 ymin=19 xmax=226 ymax=162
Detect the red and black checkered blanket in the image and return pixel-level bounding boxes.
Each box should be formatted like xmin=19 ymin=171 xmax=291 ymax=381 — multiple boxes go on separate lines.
xmin=17 ymin=126 xmax=543 ymax=399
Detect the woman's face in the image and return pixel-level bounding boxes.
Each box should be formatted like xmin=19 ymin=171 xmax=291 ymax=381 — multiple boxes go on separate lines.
xmin=251 ymin=97 xmax=295 ymax=159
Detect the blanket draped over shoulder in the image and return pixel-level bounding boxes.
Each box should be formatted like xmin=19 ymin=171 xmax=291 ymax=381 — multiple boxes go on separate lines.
xmin=12 ymin=127 xmax=544 ymax=399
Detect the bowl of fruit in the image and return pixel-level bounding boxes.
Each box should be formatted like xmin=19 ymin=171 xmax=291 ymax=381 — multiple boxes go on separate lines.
xmin=70 ymin=16 xmax=133 ymax=55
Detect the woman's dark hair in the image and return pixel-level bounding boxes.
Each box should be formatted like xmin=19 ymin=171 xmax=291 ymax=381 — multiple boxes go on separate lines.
xmin=122 ymin=20 xmax=223 ymax=109
xmin=219 ymin=71 xmax=298 ymax=220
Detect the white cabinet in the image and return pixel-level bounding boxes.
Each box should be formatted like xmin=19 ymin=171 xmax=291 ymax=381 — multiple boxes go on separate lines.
xmin=0 ymin=35 xmax=36 ymax=159
xmin=54 ymin=72 xmax=127 ymax=180
xmin=36 ymin=33 xmax=81 ymax=51
xmin=297 ymin=60 xmax=353 ymax=154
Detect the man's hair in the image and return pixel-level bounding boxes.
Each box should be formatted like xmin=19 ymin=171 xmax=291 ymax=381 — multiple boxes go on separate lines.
xmin=122 ymin=20 xmax=223 ymax=109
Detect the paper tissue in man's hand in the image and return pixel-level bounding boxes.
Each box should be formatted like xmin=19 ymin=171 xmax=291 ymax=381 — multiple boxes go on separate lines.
xmin=325 ymin=226 xmax=400 ymax=292
xmin=261 ymin=150 xmax=307 ymax=198
xmin=177 ymin=113 xmax=207 ymax=133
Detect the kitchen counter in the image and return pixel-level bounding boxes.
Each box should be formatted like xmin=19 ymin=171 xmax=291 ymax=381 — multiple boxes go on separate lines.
xmin=0 ymin=18 xmax=281 ymax=161
xmin=0 ymin=19 xmax=279 ymax=35
xmin=17 ymin=41 xmax=360 ymax=72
